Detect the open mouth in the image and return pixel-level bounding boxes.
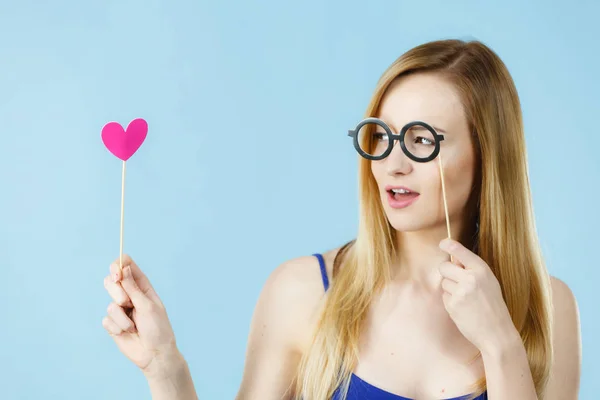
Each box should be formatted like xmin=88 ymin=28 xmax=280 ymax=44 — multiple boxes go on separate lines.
xmin=386 ymin=186 xmax=420 ymax=209
xmin=387 ymin=187 xmax=420 ymax=200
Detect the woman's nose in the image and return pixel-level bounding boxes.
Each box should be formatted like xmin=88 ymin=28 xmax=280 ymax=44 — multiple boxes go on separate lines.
xmin=385 ymin=141 xmax=413 ymax=176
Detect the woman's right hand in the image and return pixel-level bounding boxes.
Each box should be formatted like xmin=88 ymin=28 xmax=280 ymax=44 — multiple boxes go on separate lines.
xmin=102 ymin=255 xmax=183 ymax=380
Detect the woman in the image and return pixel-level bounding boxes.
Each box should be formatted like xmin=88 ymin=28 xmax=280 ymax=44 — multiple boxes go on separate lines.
xmin=102 ymin=39 xmax=581 ymax=400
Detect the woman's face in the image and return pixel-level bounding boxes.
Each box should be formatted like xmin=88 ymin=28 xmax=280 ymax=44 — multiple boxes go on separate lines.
xmin=370 ymin=72 xmax=477 ymax=235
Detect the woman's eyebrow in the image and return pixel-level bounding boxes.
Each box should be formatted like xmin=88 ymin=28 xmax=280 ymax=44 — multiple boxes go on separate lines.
xmin=410 ymin=124 xmax=447 ymax=134
xmin=376 ymin=116 xmax=447 ymax=134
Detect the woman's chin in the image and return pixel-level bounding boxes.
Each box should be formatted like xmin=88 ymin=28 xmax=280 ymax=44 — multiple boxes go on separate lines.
xmin=387 ymin=218 xmax=429 ymax=233
xmin=385 ymin=212 xmax=444 ymax=234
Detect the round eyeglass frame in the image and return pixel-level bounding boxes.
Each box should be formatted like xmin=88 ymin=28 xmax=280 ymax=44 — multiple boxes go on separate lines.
xmin=347 ymin=117 xmax=445 ymax=163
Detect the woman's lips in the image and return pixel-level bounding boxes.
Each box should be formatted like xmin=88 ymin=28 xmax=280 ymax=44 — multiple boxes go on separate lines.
xmin=385 ymin=186 xmax=420 ymax=209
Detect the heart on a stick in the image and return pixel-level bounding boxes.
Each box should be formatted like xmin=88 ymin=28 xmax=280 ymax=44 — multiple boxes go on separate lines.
xmin=101 ymin=118 xmax=148 ymax=161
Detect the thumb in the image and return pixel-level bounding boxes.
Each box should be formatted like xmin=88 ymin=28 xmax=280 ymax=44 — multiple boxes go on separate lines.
xmin=120 ymin=265 xmax=151 ymax=309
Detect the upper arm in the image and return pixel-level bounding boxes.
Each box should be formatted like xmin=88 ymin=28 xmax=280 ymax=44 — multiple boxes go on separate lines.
xmin=545 ymin=276 xmax=582 ymax=400
xmin=235 ymin=256 xmax=325 ymax=400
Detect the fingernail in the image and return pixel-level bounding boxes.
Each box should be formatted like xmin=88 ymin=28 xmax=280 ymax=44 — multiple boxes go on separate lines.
xmin=123 ymin=266 xmax=131 ymax=278
xmin=113 ymin=273 xmax=119 ymax=282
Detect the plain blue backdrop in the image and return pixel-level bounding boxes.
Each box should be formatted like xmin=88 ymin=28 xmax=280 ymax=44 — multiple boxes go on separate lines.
xmin=0 ymin=0 xmax=597 ymax=398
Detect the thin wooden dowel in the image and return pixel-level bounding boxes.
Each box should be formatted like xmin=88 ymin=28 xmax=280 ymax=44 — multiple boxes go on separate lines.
xmin=438 ymin=153 xmax=454 ymax=264
xmin=120 ymin=160 xmax=126 ymax=270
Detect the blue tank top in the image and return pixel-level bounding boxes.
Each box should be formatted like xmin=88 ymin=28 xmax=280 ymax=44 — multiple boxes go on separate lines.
xmin=312 ymin=253 xmax=488 ymax=400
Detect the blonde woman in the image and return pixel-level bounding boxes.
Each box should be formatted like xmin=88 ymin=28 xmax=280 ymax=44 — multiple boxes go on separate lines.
xmin=102 ymin=39 xmax=581 ymax=400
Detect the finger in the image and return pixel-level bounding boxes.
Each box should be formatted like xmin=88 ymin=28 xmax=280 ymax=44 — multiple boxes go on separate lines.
xmin=438 ymin=261 xmax=468 ymax=282
xmin=110 ymin=263 xmax=123 ymax=283
xmin=102 ymin=315 xmax=124 ymax=336
xmin=112 ymin=254 xmax=159 ymax=303
xmin=449 ymin=255 xmax=465 ymax=269
xmin=107 ymin=303 xmax=137 ymax=333
xmin=439 ymin=239 xmax=483 ymax=270
xmin=103 ymin=275 xmax=133 ymax=308
xmin=120 ymin=265 xmax=152 ymax=309
xmin=440 ymin=277 xmax=459 ymax=294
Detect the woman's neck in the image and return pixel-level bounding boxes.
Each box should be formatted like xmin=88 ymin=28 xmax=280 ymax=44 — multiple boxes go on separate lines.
xmin=390 ymin=218 xmax=477 ymax=290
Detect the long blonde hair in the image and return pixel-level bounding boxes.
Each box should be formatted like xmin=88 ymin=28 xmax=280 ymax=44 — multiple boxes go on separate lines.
xmin=293 ymin=39 xmax=554 ymax=400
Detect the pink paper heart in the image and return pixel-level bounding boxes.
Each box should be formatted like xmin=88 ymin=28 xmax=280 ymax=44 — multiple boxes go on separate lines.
xmin=101 ymin=118 xmax=148 ymax=161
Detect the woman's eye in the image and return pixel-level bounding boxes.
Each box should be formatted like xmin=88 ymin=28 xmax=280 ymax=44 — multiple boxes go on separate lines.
xmin=415 ymin=136 xmax=434 ymax=145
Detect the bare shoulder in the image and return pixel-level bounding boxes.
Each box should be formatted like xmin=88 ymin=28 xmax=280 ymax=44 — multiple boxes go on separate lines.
xmin=254 ymin=248 xmax=343 ymax=349
xmin=262 ymin=253 xmax=328 ymax=303
xmin=549 ymin=276 xmax=579 ymax=307
xmin=546 ymin=276 xmax=582 ymax=398
xmin=264 ymin=246 xmax=344 ymax=302
xmin=549 ymin=276 xmax=581 ymax=333
xmin=236 ymin=249 xmax=345 ymax=399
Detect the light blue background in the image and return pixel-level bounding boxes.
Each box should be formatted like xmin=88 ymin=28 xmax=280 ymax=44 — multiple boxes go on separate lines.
xmin=0 ymin=0 xmax=597 ymax=398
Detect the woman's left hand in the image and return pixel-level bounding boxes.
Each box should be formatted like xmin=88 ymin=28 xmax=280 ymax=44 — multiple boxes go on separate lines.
xmin=437 ymin=238 xmax=519 ymax=356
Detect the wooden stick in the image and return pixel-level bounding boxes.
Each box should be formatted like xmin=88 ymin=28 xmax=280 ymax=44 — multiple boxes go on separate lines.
xmin=120 ymin=160 xmax=126 ymax=271
xmin=438 ymin=153 xmax=454 ymax=264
